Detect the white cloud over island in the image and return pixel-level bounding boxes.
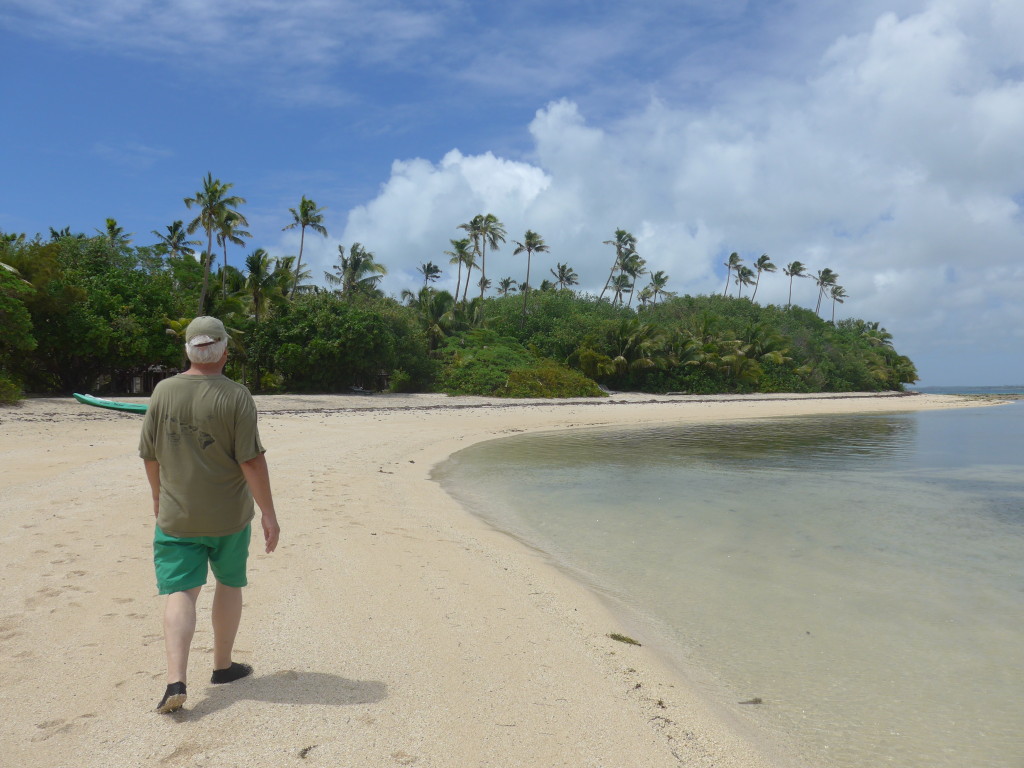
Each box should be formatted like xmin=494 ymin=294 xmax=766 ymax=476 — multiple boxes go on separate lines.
xmin=288 ymin=1 xmax=1023 ymax=384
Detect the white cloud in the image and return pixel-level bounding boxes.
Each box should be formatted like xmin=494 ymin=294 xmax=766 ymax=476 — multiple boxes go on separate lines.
xmin=304 ymin=0 xmax=1023 ymax=384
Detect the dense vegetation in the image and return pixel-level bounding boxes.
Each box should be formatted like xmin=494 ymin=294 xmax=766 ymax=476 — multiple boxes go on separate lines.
xmin=0 ymin=178 xmax=916 ymax=403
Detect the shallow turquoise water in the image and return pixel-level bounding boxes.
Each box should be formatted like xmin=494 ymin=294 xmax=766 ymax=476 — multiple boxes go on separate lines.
xmin=434 ymin=401 xmax=1024 ymax=768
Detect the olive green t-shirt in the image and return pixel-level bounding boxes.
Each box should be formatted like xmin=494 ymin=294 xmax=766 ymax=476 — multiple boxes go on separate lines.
xmin=139 ymin=374 xmax=265 ymax=537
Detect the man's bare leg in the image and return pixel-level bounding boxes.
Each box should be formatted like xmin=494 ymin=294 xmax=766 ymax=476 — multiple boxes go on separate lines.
xmin=157 ymin=586 xmax=201 ymax=713
xmin=164 ymin=586 xmax=202 ymax=684
xmin=211 ymin=581 xmax=243 ymax=670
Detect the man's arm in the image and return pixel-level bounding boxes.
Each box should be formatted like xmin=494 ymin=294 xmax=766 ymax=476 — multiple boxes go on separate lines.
xmin=144 ymin=459 xmax=160 ymax=518
xmin=240 ymin=452 xmax=280 ymax=553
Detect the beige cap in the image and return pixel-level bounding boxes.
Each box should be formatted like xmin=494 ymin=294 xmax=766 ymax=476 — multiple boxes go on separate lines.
xmin=185 ymin=316 xmax=227 ymax=346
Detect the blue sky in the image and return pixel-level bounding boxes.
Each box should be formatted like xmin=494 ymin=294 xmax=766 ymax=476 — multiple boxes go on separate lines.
xmin=2 ymin=0 xmax=1022 ymax=386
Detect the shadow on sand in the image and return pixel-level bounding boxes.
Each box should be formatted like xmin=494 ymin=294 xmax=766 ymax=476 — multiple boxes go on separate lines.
xmin=174 ymin=670 xmax=387 ymax=720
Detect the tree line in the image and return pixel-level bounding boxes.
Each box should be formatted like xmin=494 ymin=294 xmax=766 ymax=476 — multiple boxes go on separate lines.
xmin=0 ymin=174 xmax=915 ymax=403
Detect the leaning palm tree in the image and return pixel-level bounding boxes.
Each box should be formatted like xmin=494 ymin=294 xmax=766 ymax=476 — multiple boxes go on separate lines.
xmin=783 ymin=261 xmax=808 ymax=308
xmin=216 ymin=210 xmax=251 ymax=294
xmin=620 ymin=252 xmax=647 ymax=308
xmin=512 ymin=229 xmax=549 ymax=320
xmin=750 ymin=254 xmax=776 ymax=302
xmin=550 ymin=262 xmax=579 ymax=291
xmin=829 ymin=284 xmax=848 ymax=323
xmin=184 ymin=173 xmax=247 ymax=313
xmin=609 ymin=273 xmax=633 ymax=306
xmin=599 ymin=229 xmax=637 ymax=301
xmin=722 ymin=252 xmax=743 ymax=296
xmin=282 ymin=196 xmax=328 ymax=298
xmin=734 ymin=265 xmax=756 ymax=298
xmin=152 ymin=221 xmax=201 ymax=259
xmin=813 ymin=268 xmax=838 ymax=316
xmin=443 ymin=238 xmax=474 ymax=304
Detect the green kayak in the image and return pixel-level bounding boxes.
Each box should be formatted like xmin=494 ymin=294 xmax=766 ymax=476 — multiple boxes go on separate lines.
xmin=73 ymin=393 xmax=149 ymax=414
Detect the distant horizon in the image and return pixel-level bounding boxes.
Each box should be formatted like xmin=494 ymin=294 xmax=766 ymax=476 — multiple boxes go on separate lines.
xmin=914 ymin=383 xmax=1024 ymax=391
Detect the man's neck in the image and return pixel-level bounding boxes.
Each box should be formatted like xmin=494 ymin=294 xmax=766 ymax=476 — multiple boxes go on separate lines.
xmin=182 ymin=363 xmax=225 ymax=376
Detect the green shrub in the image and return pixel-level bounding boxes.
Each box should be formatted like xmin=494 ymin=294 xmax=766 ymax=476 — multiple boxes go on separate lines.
xmin=388 ymin=368 xmax=415 ymax=393
xmin=437 ymin=330 xmax=603 ymax=398
xmin=502 ymin=359 xmax=606 ymax=398
xmin=0 ymin=374 xmax=23 ymax=405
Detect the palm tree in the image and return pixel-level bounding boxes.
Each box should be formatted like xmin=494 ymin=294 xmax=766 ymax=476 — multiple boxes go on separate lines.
xmin=243 ymin=249 xmax=282 ymax=324
xmin=813 ymin=268 xmax=838 ymax=316
xmin=48 ymin=227 xmax=85 ymax=241
xmin=862 ymin=321 xmax=894 ymax=348
xmin=599 ymin=229 xmax=637 ymax=301
xmin=152 ymin=221 xmax=200 ymax=259
xmin=400 ymin=287 xmax=457 ymax=350
xmin=443 ymin=238 xmax=472 ymax=303
xmin=722 ymin=252 xmax=742 ymax=296
xmin=750 ymin=254 xmax=776 ymax=302
xmin=606 ymin=318 xmax=665 ymax=377
xmin=325 ymin=243 xmax=387 ymax=298
xmin=273 ymin=255 xmax=304 ymax=297
xmin=97 ymin=217 xmax=132 ymax=247
xmin=734 ymin=265 xmax=756 ymax=298
xmin=550 ymin=262 xmax=579 ymax=291
xmin=783 ymin=261 xmax=808 ymax=308
xmin=620 ymin=252 xmax=647 ymax=308
xmin=281 ymin=196 xmax=328 ymax=298
xmin=216 ymin=210 xmax=251 ymax=294
xmin=496 ymin=277 xmax=518 ymax=296
xmin=418 ymin=261 xmax=442 ymax=286
xmin=647 ymin=270 xmax=673 ymax=306
xmin=829 ymin=284 xmax=848 ymax=323
xmin=512 ymin=229 xmax=549 ymax=320
xmin=459 ymin=213 xmax=506 ymax=300
xmin=184 ymin=173 xmax=247 ymax=313
xmin=609 ymin=273 xmax=633 ymax=305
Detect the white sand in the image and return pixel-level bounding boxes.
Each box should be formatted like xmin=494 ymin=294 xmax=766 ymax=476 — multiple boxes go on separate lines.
xmin=0 ymin=391 xmax=990 ymax=767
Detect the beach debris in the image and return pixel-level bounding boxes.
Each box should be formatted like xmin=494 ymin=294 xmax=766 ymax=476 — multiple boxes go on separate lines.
xmin=738 ymin=697 xmax=764 ymax=705
xmin=299 ymin=745 xmax=318 ymax=758
xmin=608 ymin=632 xmax=642 ymax=646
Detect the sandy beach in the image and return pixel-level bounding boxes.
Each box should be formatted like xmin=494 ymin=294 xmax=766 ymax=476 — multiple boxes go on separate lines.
xmin=0 ymin=391 xmax=990 ymax=768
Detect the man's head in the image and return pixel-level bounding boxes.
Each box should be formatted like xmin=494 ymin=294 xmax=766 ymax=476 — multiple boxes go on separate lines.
xmin=185 ymin=316 xmax=228 ymax=364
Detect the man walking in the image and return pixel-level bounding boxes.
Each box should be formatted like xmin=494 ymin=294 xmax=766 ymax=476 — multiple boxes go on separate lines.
xmin=140 ymin=316 xmax=280 ymax=713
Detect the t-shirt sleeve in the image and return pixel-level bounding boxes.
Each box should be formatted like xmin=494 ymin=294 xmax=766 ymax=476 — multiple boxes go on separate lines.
xmin=233 ymin=392 xmax=265 ymax=464
xmin=139 ymin=397 xmax=158 ymax=460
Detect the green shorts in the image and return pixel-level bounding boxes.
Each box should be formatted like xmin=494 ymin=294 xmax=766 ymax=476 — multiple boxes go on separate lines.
xmin=153 ymin=524 xmax=251 ymax=595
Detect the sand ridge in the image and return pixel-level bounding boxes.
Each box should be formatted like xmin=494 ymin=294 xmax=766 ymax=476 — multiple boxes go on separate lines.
xmin=0 ymin=391 xmax=988 ymax=767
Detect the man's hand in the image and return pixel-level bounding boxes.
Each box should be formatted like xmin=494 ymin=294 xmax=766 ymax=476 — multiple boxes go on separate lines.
xmin=240 ymin=453 xmax=279 ymax=553
xmin=262 ymin=512 xmax=280 ymax=553
xmin=144 ymin=460 xmax=161 ymax=519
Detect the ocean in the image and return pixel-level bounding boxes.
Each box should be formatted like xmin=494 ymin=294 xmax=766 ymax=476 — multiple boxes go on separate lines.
xmin=433 ymin=395 xmax=1024 ymax=768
